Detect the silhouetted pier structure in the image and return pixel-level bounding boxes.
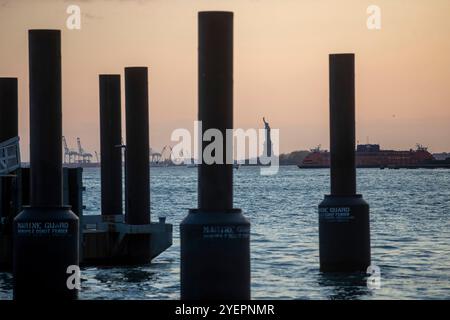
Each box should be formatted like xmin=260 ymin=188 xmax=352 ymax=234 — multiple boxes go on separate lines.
xmin=0 ymin=13 xmax=380 ymax=301
xmin=13 ymin=30 xmax=79 ymax=299
xmin=99 ymin=75 xmax=122 ymax=218
xmin=0 ymin=77 xmax=21 ymax=270
xmin=180 ymin=11 xmax=251 ymax=300
xmin=81 ymin=70 xmax=172 ymax=265
xmin=318 ymin=53 xmax=371 ymax=272
xmin=0 ymin=29 xmax=172 ymax=300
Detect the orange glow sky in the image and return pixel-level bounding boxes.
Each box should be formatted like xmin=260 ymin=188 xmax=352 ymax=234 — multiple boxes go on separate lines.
xmin=1 ymin=0 xmax=449 ymax=161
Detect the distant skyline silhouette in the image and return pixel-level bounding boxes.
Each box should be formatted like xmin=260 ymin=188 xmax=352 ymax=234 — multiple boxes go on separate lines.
xmin=1 ymin=0 xmax=449 ymax=161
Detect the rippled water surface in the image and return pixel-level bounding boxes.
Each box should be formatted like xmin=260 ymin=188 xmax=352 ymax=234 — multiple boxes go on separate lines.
xmin=1 ymin=166 xmax=449 ymax=299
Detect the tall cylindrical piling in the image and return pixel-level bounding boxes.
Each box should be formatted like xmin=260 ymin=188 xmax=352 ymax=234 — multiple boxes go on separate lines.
xmin=0 ymin=78 xmax=18 ymax=142
xmin=318 ymin=54 xmax=371 ymax=272
xmin=198 ymin=11 xmax=233 ymax=211
xmin=0 ymin=78 xmax=20 ymax=270
xmin=0 ymin=78 xmax=19 ymax=212
xmin=180 ymin=11 xmax=250 ymax=300
xmin=13 ymin=30 xmax=79 ymax=299
xmin=124 ymin=67 xmax=151 ymax=263
xmin=329 ymin=54 xmax=356 ymax=196
xmin=28 ymin=31 xmax=63 ymax=207
xmin=124 ymin=67 xmax=150 ymax=225
xmin=99 ymin=75 xmax=122 ymax=216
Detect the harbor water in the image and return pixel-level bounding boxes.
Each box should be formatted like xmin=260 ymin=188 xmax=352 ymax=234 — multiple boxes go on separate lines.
xmin=1 ymin=166 xmax=449 ymax=300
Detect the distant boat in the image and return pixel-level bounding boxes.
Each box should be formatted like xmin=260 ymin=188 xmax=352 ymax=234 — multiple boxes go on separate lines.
xmin=297 ymin=144 xmax=450 ymax=169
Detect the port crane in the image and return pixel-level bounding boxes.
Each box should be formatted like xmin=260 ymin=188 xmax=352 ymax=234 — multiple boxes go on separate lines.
xmin=62 ymin=136 xmax=79 ymax=163
xmin=162 ymin=145 xmax=186 ymax=163
xmin=161 ymin=145 xmax=174 ymax=162
xmin=77 ymin=137 xmax=93 ymax=163
xmin=149 ymin=145 xmax=181 ymax=165
xmin=150 ymin=147 xmax=162 ymax=163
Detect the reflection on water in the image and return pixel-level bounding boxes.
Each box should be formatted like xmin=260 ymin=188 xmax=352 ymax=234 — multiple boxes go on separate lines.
xmin=94 ymin=268 xmax=157 ymax=283
xmin=0 ymin=272 xmax=12 ymax=294
xmin=317 ymin=272 xmax=372 ymax=300
xmin=1 ymin=166 xmax=450 ymax=300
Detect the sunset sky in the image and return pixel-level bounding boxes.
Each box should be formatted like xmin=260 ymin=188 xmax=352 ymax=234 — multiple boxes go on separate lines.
xmin=1 ymin=0 xmax=449 ymax=161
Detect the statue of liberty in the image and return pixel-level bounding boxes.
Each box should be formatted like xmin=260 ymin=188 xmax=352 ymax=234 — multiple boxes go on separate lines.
xmin=263 ymin=117 xmax=272 ymax=158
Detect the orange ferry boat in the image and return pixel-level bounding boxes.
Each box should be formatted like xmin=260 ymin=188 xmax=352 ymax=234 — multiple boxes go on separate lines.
xmin=297 ymin=144 xmax=447 ymax=169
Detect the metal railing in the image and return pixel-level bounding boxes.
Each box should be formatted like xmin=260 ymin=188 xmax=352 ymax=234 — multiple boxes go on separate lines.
xmin=0 ymin=136 xmax=21 ymax=175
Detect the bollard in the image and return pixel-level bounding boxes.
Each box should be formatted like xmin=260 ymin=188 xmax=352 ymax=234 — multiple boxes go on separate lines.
xmin=13 ymin=30 xmax=79 ymax=299
xmin=318 ymin=54 xmax=371 ymax=272
xmin=180 ymin=11 xmax=251 ymax=300
xmin=99 ymin=75 xmax=122 ymax=216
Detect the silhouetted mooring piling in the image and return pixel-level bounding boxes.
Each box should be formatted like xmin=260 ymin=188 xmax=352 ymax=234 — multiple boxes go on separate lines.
xmin=180 ymin=11 xmax=251 ymax=300
xmin=125 ymin=67 xmax=150 ymax=225
xmin=80 ymin=69 xmax=171 ymax=265
xmin=13 ymin=30 xmax=79 ymax=299
xmin=0 ymin=78 xmax=18 ymax=143
xmin=0 ymin=77 xmax=21 ymax=270
xmin=318 ymin=53 xmax=371 ymax=272
xmin=124 ymin=67 xmax=151 ymax=262
xmin=99 ymin=75 xmax=122 ymax=216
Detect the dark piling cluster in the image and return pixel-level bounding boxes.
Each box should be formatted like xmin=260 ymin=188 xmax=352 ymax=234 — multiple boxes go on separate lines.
xmin=0 ymin=12 xmax=372 ymax=301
